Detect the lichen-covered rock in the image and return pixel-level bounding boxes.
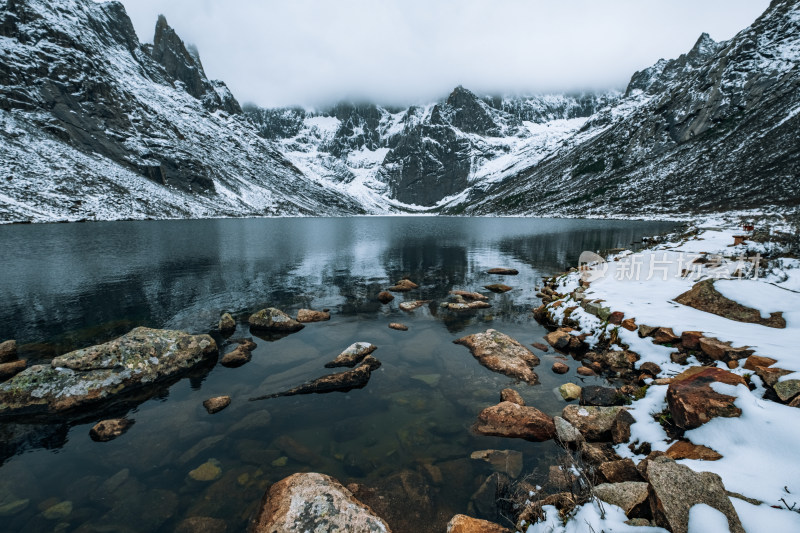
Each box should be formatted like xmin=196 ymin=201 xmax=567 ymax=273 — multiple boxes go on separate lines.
xmin=594 ymin=482 xmax=649 ymax=517
xmin=296 ymin=309 xmax=331 ymax=323
xmin=449 ymin=290 xmax=489 ymax=301
xmin=454 ymin=329 xmax=540 ymax=384
xmin=473 ymin=401 xmax=555 ymax=441
xmin=248 ymin=308 xmax=304 ymax=332
xmin=398 ymin=300 xmax=430 ymax=312
xmin=250 ymin=472 xmax=391 ymax=532
xmin=218 ymin=313 xmax=236 ymax=333
xmin=0 ymin=327 xmax=217 ymax=416
xmin=559 ymin=383 xmax=581 ymax=401
xmin=446 ymin=301 xmax=491 ymax=311
xmin=561 ymin=405 xmax=627 ymax=441
xmin=544 ymin=330 xmax=571 ymax=350
xmin=325 ymin=342 xmax=378 ymax=368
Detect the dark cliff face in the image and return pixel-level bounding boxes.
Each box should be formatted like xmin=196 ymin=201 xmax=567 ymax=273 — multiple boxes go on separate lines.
xmin=447 ymin=0 xmax=800 ymax=216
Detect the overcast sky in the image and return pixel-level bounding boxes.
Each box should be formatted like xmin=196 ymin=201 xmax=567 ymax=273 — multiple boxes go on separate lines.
xmin=116 ymin=0 xmax=769 ymax=108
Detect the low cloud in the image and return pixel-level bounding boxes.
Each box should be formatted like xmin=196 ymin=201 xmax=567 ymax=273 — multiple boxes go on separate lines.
xmin=117 ymin=0 xmax=769 ymax=108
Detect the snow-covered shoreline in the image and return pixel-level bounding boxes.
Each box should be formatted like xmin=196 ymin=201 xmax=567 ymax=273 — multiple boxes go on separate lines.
xmin=527 ymin=215 xmax=800 ymax=532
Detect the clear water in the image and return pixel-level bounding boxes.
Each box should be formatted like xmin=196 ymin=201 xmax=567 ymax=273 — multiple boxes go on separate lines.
xmin=0 ymin=217 xmax=678 ymax=532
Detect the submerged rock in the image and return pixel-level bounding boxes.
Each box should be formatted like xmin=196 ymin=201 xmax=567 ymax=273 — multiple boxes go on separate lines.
xmin=487 ymin=268 xmax=518 ymax=275
xmin=248 ymin=308 xmax=304 ymax=332
xmin=484 ymin=284 xmax=512 ymax=293
xmin=0 ymin=327 xmax=217 ymax=416
xmin=250 ymin=356 xmax=381 ymax=401
xmin=473 ymin=401 xmax=555 ymax=441
xmin=250 ymin=472 xmax=391 ymax=533
xmin=453 ymin=329 xmax=540 ymax=384
xmin=470 ymin=449 xmax=523 ymax=478
xmin=89 ymin=418 xmax=134 ymax=442
xmin=176 ymin=516 xmax=227 ymax=533
xmin=203 ymin=396 xmax=231 ymax=414
xmin=377 ymin=291 xmax=395 ymax=304
xmin=388 ymin=279 xmax=418 ymax=292
xmin=296 ymin=309 xmax=331 ymax=323
xmin=189 ymin=459 xmax=222 ymax=482
xmin=325 ymin=342 xmax=378 ymax=368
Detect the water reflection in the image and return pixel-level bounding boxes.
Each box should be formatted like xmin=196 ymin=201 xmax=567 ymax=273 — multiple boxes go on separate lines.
xmin=0 ymin=217 xmax=678 ymax=532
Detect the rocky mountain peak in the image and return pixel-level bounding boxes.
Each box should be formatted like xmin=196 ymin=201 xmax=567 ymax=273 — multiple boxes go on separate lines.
xmin=441 ymin=85 xmax=505 ymax=136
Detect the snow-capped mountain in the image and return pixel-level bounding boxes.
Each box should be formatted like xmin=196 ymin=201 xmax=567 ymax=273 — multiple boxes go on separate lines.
xmin=0 ymin=0 xmax=798 ymax=222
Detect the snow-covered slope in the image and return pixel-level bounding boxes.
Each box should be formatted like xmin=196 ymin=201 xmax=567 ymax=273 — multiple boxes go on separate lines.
xmin=0 ymin=0 xmax=367 ymax=222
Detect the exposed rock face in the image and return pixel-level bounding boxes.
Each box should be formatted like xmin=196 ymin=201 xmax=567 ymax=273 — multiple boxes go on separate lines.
xmin=296 ymin=309 xmax=330 ymax=323
xmin=561 ymin=405 xmax=628 ymax=441
xmin=250 ymin=472 xmax=391 ymax=533
xmin=453 ymin=329 xmax=540 ymax=384
xmin=325 ymin=342 xmax=378 ymax=368
xmin=473 ymin=401 xmax=555 ymax=441
xmin=248 ymin=308 xmax=304 ymax=332
xmin=89 ymin=418 xmax=134 ymax=442
xmin=647 ymin=456 xmax=744 ymax=533
xmin=250 ymin=356 xmax=381 ymax=401
xmin=446 ymin=514 xmax=510 ymax=533
xmin=0 ymin=327 xmax=217 ymax=416
xmin=666 ymin=366 xmax=746 ymax=429
xmin=675 ymin=280 xmax=786 ymax=328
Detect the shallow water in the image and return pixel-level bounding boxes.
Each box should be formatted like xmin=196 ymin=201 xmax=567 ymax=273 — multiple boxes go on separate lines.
xmin=0 ymin=217 xmax=678 ymax=532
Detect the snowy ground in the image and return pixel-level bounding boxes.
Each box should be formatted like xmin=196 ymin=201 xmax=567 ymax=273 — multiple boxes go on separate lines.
xmin=535 ymin=216 xmax=800 ymax=532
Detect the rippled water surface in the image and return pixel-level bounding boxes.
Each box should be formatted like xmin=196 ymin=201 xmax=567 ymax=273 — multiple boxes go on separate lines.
xmin=0 ymin=217 xmax=677 ymax=532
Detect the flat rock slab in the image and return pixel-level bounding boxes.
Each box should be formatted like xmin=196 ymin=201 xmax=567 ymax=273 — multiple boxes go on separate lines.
xmin=325 ymin=342 xmax=378 ymax=368
xmin=250 ymin=356 xmax=381 ymax=401
xmin=561 ymin=405 xmax=627 ymax=441
xmin=249 ymin=308 xmax=304 ymax=332
xmin=647 ymin=456 xmax=744 ymax=533
xmin=388 ymin=279 xmax=418 ymax=292
xmin=446 ymin=514 xmax=510 ymax=533
xmin=449 ymin=290 xmax=489 ymax=301
xmin=666 ymin=366 xmax=746 ymax=429
xmin=446 ymin=301 xmax=491 ymax=311
xmin=484 ymin=284 xmax=512 ymax=293
xmin=0 ymin=327 xmax=217 ymax=416
xmin=594 ymin=482 xmax=649 ymax=516
xmin=398 ymin=300 xmax=431 ymax=312
xmin=675 ymin=279 xmax=785 ymax=328
xmin=251 ymin=472 xmax=391 ymax=533
xmin=487 ymin=268 xmax=519 ymax=275
xmin=473 ymin=401 xmax=555 ymax=441
xmin=388 ymin=323 xmax=408 ymax=331
xmin=454 ymin=329 xmax=540 ymax=384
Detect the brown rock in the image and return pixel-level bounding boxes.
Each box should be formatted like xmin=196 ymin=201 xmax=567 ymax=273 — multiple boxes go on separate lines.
xmin=377 ymin=291 xmax=395 ymax=304
xmin=639 ymin=362 xmax=661 ymax=377
xmin=599 ymin=458 xmax=643 ymax=483
xmin=608 ymin=311 xmax=624 ymax=325
xmin=666 ymin=366 xmax=746 ymax=429
xmin=647 ymin=456 xmax=744 ymax=533
xmin=446 ymin=514 xmax=510 ymax=533
xmin=544 ymin=330 xmax=571 ymax=350
xmin=680 ymin=331 xmax=703 ymax=350
xmin=250 ymin=473 xmax=391 ymax=533
xmin=727 ymin=360 xmax=739 ymax=369
xmin=487 ymin=268 xmax=518 ymax=275
xmin=561 ymin=405 xmax=627 ymax=441
xmin=755 ymin=366 xmax=792 ymax=387
xmin=473 ymin=401 xmax=555 ymax=441
xmin=0 ymin=359 xmax=26 ymax=382
xmin=325 ymin=342 xmax=378 ymax=368
xmin=530 ymin=342 xmax=549 ymax=352
xmin=296 ymin=309 xmax=331 ymax=323
xmin=548 ymin=465 xmax=578 ymax=490
xmin=484 ymin=284 xmax=512 ymax=293
xmin=666 ymin=441 xmax=722 ymax=461
xmin=218 ymin=313 xmax=236 ymax=334
xmin=611 ymin=409 xmax=636 ymax=444
xmin=248 ymin=308 xmax=304 ymax=332
xmin=594 ymin=482 xmax=649 ymax=517
xmin=581 ymin=443 xmax=620 ymax=465
xmin=621 ymin=318 xmax=637 ymax=331
xmin=203 ymin=396 xmax=231 ymax=414
xmin=220 ymin=345 xmax=251 ymax=367
xmin=388 ymin=279 xmax=418 ymax=292
xmin=500 ymin=388 xmax=525 ymax=406
xmin=671 ymin=352 xmax=690 ymax=365
xmin=251 ymin=357 xmax=381 ymax=400
xmin=446 ymin=301 xmax=492 ymax=311
xmin=453 ymin=329 xmax=540 ymax=384
xmin=552 ymin=362 xmax=569 ymax=374
xmin=398 ymin=300 xmax=431 ymax=312
xmin=576 ymin=366 xmax=595 ymax=376
xmin=698 ymin=337 xmax=753 ymax=362
xmin=388 ymin=323 xmax=408 ymax=331
xmin=0 ymin=340 xmax=16 ymax=363
xmin=652 ymin=327 xmax=680 ymax=344
xmin=743 ymin=355 xmax=777 ymax=371
xmin=449 ymin=290 xmax=489 ymax=301
xmin=89 ymin=418 xmax=134 ymax=442
xmin=675 ymin=279 xmax=786 ymax=329
xmin=638 ymin=324 xmax=657 ymax=338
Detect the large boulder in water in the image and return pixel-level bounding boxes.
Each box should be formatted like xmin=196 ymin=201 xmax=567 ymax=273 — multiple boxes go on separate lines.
xmin=453 ymin=329 xmax=540 ymax=384
xmin=250 ymin=472 xmax=391 ymax=532
xmin=248 ymin=308 xmax=304 ymax=332
xmin=0 ymin=327 xmax=217 ymax=416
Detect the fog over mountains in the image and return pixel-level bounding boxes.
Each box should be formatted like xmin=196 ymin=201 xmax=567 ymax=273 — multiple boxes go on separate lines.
xmin=0 ymin=0 xmax=798 ymax=222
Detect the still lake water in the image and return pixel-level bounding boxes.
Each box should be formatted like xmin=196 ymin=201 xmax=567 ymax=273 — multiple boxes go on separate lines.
xmin=0 ymin=217 xmax=677 ymax=532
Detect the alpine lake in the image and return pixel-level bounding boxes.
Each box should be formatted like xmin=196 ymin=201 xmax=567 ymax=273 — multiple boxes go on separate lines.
xmin=0 ymin=216 xmax=679 ymax=532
